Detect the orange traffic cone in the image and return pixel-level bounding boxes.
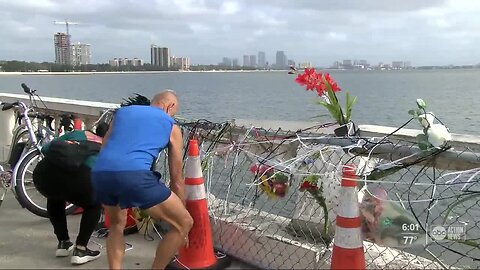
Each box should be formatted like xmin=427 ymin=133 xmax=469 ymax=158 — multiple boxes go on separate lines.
xmin=331 ymin=164 xmax=366 ymax=270
xmin=168 ymin=139 xmax=231 ymax=270
xmin=73 ymin=118 xmax=83 ymax=130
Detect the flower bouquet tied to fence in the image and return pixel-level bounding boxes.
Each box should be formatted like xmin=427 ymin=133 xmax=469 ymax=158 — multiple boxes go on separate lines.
xmin=249 ymin=163 xmax=290 ymax=199
xmin=294 ymin=68 xmax=357 ymax=136
xmin=410 ymin=98 xmax=452 ymax=149
xmin=359 ymin=187 xmax=425 ymax=247
xmin=363 ymin=98 xmax=452 ymax=181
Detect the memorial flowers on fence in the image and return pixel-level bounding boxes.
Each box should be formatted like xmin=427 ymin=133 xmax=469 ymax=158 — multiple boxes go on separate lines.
xmin=293 ymin=68 xmax=357 ymax=136
xmin=299 ymin=174 xmax=331 ymax=241
xmin=365 ymin=98 xmax=452 ymax=181
xmin=249 ymin=163 xmax=290 ymax=199
xmin=409 ymin=98 xmax=452 ymax=149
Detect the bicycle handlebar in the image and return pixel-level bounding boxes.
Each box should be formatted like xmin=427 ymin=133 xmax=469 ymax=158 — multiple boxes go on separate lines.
xmin=2 ymin=102 xmax=18 ymax=111
xmin=21 ymin=83 xmax=36 ymax=95
xmin=2 ymin=101 xmax=29 ymax=111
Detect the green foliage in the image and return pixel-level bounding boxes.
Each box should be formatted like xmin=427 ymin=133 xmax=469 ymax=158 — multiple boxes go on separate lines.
xmin=345 ymin=92 xmax=357 ymax=123
xmin=416 ymin=134 xmax=430 ymax=150
xmin=303 ymin=174 xmax=320 ymax=184
xmin=274 ymin=172 xmax=289 ymax=183
xmin=317 ymin=76 xmax=356 ymax=125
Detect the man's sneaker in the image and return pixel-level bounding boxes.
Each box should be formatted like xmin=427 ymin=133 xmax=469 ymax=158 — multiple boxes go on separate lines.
xmin=55 ymin=240 xmax=74 ymax=257
xmin=70 ymin=247 xmax=101 ymax=265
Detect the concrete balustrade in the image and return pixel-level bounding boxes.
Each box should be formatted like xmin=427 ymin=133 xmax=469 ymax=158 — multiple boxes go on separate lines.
xmin=0 ymin=93 xmax=118 ymax=163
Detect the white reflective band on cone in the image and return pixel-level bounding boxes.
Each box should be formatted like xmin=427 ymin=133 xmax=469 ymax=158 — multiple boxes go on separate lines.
xmin=334 ymin=227 xmax=363 ymax=249
xmin=185 ymin=184 xmax=207 ymax=201
xmin=185 ymin=157 xmax=203 ymax=179
xmin=337 ymin=187 xmax=360 ymax=218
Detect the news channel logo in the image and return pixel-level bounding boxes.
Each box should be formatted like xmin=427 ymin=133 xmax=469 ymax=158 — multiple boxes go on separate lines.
xmin=429 ymin=224 xmax=466 ymax=242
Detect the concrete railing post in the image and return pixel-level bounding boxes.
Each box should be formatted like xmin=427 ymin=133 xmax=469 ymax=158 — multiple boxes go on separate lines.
xmin=0 ymin=110 xmax=16 ymax=163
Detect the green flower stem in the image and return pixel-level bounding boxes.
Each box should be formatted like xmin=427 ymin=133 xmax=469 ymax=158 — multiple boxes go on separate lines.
xmin=308 ymin=190 xmax=331 ymax=244
xmin=366 ymin=166 xmax=403 ymax=180
xmin=330 ymin=89 xmax=347 ymax=126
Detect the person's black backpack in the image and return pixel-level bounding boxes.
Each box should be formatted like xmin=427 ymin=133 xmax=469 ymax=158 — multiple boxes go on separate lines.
xmin=44 ymin=140 xmax=102 ymax=171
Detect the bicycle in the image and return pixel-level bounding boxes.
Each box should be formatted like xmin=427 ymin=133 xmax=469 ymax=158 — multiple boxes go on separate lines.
xmin=5 ymin=83 xmax=59 ymax=168
xmin=6 ymin=108 xmax=115 ymax=218
xmin=0 ymin=85 xmax=76 ymax=217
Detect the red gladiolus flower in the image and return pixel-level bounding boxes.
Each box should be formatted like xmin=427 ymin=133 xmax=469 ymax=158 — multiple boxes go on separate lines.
xmin=323 ymin=73 xmax=341 ymax=92
xmin=296 ymin=68 xmax=322 ymax=91
xmin=305 ymin=68 xmax=317 ymax=76
xmin=314 ymin=81 xmax=327 ymax=96
xmin=296 ymin=68 xmax=339 ymax=97
xmin=295 ymin=73 xmax=308 ymax=86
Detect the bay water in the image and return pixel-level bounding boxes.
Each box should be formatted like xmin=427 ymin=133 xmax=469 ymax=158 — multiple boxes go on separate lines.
xmin=0 ymin=69 xmax=478 ymax=135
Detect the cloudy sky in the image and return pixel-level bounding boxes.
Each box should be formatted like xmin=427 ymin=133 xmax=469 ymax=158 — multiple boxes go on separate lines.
xmin=1 ymin=0 xmax=479 ymax=66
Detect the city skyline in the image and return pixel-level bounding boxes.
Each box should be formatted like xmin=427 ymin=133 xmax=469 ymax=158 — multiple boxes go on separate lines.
xmin=1 ymin=1 xmax=480 ymax=66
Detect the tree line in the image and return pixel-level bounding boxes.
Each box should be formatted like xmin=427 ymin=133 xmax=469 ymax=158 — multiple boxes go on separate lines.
xmin=0 ymin=60 xmax=263 ymax=72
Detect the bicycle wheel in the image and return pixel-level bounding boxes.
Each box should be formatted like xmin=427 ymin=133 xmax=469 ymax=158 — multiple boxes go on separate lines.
xmin=14 ymin=150 xmax=76 ymax=218
xmin=7 ymin=129 xmax=30 ymax=168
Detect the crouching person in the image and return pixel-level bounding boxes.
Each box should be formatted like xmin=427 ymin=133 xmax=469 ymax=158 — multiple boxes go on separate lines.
xmin=92 ymin=90 xmax=193 ymax=269
xmin=32 ymin=122 xmax=109 ymax=265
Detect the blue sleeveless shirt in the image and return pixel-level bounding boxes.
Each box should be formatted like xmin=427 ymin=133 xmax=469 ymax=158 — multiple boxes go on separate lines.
xmin=92 ymin=105 xmax=174 ymax=171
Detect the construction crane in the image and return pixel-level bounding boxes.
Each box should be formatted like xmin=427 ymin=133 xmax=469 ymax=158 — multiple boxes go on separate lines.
xmin=53 ymin=19 xmax=79 ymax=35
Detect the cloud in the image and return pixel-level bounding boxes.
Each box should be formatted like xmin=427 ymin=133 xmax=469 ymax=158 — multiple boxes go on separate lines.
xmin=220 ymin=1 xmax=240 ymax=15
xmin=189 ymin=23 xmax=212 ymax=34
xmin=326 ymin=32 xmax=347 ymax=41
xmin=0 ymin=0 xmax=479 ymax=66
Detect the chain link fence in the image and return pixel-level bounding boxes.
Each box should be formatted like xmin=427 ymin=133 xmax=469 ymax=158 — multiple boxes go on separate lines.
xmin=154 ymin=119 xmax=480 ymax=269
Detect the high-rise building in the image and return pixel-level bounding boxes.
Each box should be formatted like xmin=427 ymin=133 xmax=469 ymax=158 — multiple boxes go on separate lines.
xmin=170 ymin=56 xmax=191 ymax=70
xmin=342 ymin=60 xmax=352 ymax=67
xmin=222 ymin=57 xmax=232 ymax=67
xmin=151 ymin=45 xmax=170 ymax=69
xmin=54 ymin=32 xmax=71 ymax=65
xmin=70 ymin=42 xmax=91 ymax=66
xmin=109 ymin=57 xmax=144 ymax=67
xmin=275 ymin=51 xmax=287 ymax=69
xmin=392 ymin=61 xmax=404 ymax=69
xmin=299 ymin=62 xmax=313 ymax=69
xmin=133 ymin=58 xmax=144 ymax=66
xmin=232 ymin=58 xmax=239 ymax=67
xmin=258 ymin=51 xmax=266 ymax=68
xmin=249 ymin=55 xmax=256 ymax=67
xmin=109 ymin=58 xmax=119 ymax=67
xmin=359 ymin=60 xmax=368 ymax=66
xmin=243 ymin=55 xmax=250 ymax=67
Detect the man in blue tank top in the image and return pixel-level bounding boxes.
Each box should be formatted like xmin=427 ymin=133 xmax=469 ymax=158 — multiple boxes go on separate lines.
xmin=91 ymin=90 xmax=193 ymax=269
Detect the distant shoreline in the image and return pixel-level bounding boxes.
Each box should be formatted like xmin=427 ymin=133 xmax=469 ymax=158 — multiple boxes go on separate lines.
xmin=0 ymin=70 xmax=290 ymax=75
xmin=1 ymin=67 xmax=478 ymax=75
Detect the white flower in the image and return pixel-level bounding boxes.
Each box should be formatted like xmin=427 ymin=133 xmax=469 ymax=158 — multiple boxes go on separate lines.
xmin=427 ymin=123 xmax=452 ymax=148
xmin=416 ymin=99 xmax=426 ymax=109
xmin=418 ymin=112 xmax=435 ymax=128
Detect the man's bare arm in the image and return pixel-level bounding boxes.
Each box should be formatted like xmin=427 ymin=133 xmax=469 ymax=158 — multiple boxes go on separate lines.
xmin=168 ymin=125 xmax=185 ymax=204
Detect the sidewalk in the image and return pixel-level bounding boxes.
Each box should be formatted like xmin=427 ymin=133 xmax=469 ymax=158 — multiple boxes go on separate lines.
xmin=0 ymin=194 xmax=256 ymax=269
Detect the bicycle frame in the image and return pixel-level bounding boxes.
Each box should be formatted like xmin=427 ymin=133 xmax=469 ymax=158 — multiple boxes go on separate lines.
xmin=7 ymin=102 xmax=44 ymax=192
